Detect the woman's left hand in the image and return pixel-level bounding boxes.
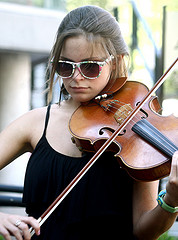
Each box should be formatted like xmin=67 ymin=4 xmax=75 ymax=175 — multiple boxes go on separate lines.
xmin=164 ymin=151 xmax=178 ymax=208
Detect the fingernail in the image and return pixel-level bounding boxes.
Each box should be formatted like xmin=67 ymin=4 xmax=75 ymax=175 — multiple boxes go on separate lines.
xmin=38 ymin=230 xmax=40 ymax=235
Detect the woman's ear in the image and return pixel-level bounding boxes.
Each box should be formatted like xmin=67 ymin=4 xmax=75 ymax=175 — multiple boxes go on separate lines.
xmin=112 ymin=54 xmax=123 ymax=70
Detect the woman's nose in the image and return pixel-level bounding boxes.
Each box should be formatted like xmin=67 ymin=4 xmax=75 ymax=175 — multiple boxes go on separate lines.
xmin=72 ymin=66 xmax=84 ymax=80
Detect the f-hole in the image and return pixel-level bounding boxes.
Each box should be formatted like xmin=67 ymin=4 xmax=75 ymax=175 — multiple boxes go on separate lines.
xmin=136 ymin=101 xmax=148 ymax=119
xmin=99 ymin=127 xmax=126 ymax=136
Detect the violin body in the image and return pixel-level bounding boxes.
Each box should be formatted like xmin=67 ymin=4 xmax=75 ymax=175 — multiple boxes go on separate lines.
xmin=69 ymin=81 xmax=178 ymax=181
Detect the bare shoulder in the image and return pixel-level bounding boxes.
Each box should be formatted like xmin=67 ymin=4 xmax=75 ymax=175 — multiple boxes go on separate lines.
xmin=0 ymin=106 xmax=47 ymax=169
xmin=0 ymin=106 xmax=50 ymax=152
xmin=1 ymin=100 xmax=78 ymax=140
xmin=9 ymin=106 xmax=48 ymax=134
xmin=28 ymin=101 xmax=77 ymax=147
xmin=19 ymin=100 xmax=77 ymax=142
xmin=18 ymin=106 xmax=50 ymax=148
xmin=0 ymin=101 xmax=79 ymax=169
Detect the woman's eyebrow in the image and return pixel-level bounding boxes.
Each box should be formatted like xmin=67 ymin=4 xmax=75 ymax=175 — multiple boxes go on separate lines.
xmin=59 ymin=56 xmax=73 ymax=61
xmin=59 ymin=56 xmax=105 ymax=62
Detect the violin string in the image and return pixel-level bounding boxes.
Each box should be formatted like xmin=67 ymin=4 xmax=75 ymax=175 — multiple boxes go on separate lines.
xmin=105 ymin=100 xmax=177 ymax=155
xmin=108 ymin=101 xmax=177 ymax=154
xmin=107 ymin=101 xmax=139 ymax=125
xmin=110 ymin=108 xmax=176 ymax=155
xmin=110 ymin=101 xmax=177 ymax=154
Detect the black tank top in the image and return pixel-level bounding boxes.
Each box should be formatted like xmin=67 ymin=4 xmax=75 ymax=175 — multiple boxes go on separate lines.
xmin=23 ymin=104 xmax=136 ymax=239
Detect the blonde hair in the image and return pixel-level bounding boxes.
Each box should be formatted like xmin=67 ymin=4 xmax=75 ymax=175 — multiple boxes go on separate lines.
xmin=47 ymin=5 xmax=129 ymax=103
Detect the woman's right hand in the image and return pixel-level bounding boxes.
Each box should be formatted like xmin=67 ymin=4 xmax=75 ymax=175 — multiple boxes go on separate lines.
xmin=0 ymin=212 xmax=40 ymax=240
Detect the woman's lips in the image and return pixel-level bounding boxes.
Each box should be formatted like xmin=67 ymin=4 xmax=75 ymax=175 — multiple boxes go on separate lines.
xmin=70 ymin=86 xmax=88 ymax=92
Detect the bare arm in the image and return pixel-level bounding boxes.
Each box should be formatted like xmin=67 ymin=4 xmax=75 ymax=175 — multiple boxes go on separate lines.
xmin=133 ymin=151 xmax=178 ymax=240
xmin=0 ymin=109 xmax=45 ymax=239
xmin=0 ymin=108 xmax=45 ymax=169
xmin=0 ymin=116 xmax=32 ymax=169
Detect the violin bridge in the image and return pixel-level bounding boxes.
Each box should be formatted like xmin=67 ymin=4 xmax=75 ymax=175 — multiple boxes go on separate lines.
xmin=114 ymin=104 xmax=133 ymax=125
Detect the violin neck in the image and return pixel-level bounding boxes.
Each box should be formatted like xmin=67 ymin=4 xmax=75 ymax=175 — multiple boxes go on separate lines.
xmin=132 ymin=119 xmax=178 ymax=158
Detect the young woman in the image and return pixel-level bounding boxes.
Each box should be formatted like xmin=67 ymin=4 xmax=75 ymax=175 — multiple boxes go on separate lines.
xmin=0 ymin=5 xmax=178 ymax=240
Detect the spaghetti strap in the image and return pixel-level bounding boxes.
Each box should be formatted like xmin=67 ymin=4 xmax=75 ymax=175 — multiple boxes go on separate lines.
xmin=43 ymin=103 xmax=51 ymax=136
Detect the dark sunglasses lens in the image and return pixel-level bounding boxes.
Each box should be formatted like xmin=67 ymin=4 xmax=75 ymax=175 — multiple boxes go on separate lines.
xmin=56 ymin=62 xmax=73 ymax=77
xmin=80 ymin=63 xmax=100 ymax=78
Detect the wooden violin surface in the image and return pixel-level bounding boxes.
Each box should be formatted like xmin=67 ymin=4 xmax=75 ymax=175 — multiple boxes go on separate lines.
xmin=69 ymin=81 xmax=178 ymax=181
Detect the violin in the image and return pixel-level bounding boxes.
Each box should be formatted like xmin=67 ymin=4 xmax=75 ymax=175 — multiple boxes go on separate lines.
xmin=69 ymin=80 xmax=178 ymax=181
xmin=30 ymin=58 xmax=177 ymax=236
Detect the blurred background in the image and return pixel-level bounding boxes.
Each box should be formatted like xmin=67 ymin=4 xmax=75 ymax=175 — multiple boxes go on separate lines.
xmin=0 ymin=0 xmax=177 ymax=239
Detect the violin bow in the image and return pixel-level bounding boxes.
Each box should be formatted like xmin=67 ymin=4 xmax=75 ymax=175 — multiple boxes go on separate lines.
xmin=30 ymin=57 xmax=177 ymax=236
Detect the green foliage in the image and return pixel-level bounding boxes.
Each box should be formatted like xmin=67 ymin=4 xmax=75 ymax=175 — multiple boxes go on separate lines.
xmin=0 ymin=235 xmax=4 ymax=240
xmin=164 ymin=70 xmax=178 ymax=99
xmin=158 ymin=231 xmax=178 ymax=240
